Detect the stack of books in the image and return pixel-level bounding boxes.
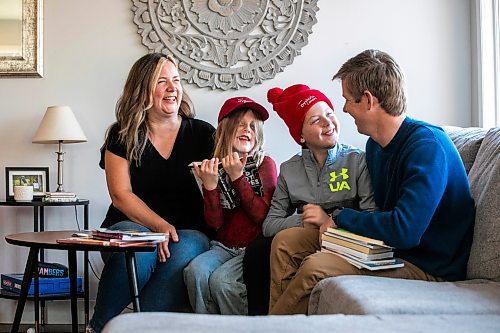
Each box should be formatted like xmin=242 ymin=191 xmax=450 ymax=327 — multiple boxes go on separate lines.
xmin=321 ymin=228 xmax=404 ymax=271
xmin=43 ymin=192 xmax=78 ymax=203
xmin=56 ymin=228 xmax=166 ymax=247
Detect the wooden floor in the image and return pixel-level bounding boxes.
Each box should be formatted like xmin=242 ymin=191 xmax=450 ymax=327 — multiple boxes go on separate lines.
xmin=0 ymin=324 xmax=85 ymax=333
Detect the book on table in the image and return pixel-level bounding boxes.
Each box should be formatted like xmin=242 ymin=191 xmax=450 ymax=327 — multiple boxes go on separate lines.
xmin=91 ymin=228 xmax=167 ymax=242
xmin=56 ymin=237 xmax=159 ymax=247
xmin=43 ymin=192 xmax=78 ymax=203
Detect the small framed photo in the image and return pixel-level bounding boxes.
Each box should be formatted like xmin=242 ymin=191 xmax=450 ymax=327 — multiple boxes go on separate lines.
xmin=5 ymin=167 xmax=50 ymax=201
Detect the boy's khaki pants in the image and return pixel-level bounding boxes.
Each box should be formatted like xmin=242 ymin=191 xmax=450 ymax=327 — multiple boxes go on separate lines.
xmin=269 ymin=227 xmax=441 ymax=315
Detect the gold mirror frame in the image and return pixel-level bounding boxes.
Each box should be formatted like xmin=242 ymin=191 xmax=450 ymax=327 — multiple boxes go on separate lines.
xmin=0 ymin=0 xmax=43 ymax=78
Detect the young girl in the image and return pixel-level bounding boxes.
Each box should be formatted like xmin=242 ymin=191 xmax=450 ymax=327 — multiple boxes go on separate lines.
xmin=184 ymin=97 xmax=277 ymax=315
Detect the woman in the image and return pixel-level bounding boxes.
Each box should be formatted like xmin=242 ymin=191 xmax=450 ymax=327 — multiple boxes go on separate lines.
xmin=87 ymin=53 xmax=215 ymax=333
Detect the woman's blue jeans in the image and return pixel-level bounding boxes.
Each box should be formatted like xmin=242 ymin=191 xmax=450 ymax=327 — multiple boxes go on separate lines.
xmin=88 ymin=221 xmax=209 ymax=332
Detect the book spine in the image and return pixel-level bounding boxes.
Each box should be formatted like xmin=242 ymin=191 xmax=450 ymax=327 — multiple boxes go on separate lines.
xmin=326 ymin=227 xmax=385 ymax=246
xmin=57 ymin=238 xmax=113 ymax=246
xmin=91 ymin=231 xmax=124 ymax=240
xmin=43 ymin=198 xmax=78 ymax=203
xmin=321 ymin=234 xmax=373 ymax=254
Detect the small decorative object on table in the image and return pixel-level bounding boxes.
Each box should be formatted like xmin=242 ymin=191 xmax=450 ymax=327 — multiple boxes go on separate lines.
xmin=13 ymin=185 xmax=34 ymax=202
xmin=5 ymin=167 xmax=49 ymax=201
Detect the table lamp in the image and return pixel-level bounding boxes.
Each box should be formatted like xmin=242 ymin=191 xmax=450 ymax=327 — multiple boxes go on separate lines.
xmin=32 ymin=106 xmax=87 ymax=192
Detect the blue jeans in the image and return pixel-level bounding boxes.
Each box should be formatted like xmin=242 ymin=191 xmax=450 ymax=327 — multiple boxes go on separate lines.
xmin=89 ymin=221 xmax=209 ymax=332
xmin=184 ymin=241 xmax=247 ymax=315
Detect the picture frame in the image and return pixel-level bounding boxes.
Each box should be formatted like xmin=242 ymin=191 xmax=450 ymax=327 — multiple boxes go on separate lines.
xmin=5 ymin=167 xmax=49 ymax=201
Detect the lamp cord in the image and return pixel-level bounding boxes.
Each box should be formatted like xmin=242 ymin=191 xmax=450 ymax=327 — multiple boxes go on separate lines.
xmin=74 ymin=206 xmax=101 ymax=281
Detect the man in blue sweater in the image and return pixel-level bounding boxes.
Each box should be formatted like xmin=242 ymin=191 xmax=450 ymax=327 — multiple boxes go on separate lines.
xmin=269 ymin=49 xmax=475 ymax=314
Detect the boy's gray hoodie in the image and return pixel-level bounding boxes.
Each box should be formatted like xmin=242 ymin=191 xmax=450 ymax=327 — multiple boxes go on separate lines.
xmin=263 ymin=143 xmax=376 ymax=237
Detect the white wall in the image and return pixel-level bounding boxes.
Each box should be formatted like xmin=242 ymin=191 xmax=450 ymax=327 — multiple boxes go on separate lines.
xmin=0 ymin=0 xmax=471 ymax=324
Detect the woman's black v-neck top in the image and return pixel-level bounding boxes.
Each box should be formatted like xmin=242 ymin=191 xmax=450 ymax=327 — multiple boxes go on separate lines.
xmin=99 ymin=117 xmax=215 ymax=233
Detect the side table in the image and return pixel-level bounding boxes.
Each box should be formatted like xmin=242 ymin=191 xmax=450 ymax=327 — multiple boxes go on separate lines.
xmin=5 ymin=231 xmax=156 ymax=333
xmin=0 ymin=200 xmax=89 ymax=328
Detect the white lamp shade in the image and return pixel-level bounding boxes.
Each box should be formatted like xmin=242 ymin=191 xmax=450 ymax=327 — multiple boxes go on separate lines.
xmin=32 ymin=106 xmax=87 ymax=144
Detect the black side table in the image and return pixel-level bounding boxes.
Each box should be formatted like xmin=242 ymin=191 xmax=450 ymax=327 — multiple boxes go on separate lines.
xmin=0 ymin=200 xmax=89 ymax=328
xmin=5 ymin=231 xmax=156 ymax=333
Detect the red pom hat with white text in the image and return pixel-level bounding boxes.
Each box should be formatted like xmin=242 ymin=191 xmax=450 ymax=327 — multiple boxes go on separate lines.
xmin=267 ymin=84 xmax=334 ymax=145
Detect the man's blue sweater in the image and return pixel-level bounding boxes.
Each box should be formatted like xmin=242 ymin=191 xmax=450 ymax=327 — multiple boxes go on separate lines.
xmin=337 ymin=117 xmax=475 ymax=281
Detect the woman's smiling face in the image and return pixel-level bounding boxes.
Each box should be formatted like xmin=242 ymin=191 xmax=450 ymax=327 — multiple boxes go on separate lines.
xmin=151 ymin=61 xmax=183 ymax=116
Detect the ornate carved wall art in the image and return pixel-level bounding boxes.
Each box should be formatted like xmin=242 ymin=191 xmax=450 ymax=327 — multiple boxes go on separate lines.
xmin=132 ymin=0 xmax=319 ymax=90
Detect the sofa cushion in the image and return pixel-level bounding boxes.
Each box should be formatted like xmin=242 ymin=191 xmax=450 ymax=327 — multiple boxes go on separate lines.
xmin=102 ymin=312 xmax=500 ymax=333
xmin=467 ymin=127 xmax=500 ymax=281
xmin=442 ymin=126 xmax=487 ymax=174
xmin=309 ymin=276 xmax=500 ymax=315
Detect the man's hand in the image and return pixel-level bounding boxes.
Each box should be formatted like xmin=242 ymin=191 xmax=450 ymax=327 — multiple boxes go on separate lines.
xmin=193 ymin=158 xmax=219 ymax=191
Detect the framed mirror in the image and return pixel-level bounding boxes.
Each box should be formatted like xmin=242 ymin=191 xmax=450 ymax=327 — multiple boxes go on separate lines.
xmin=0 ymin=0 xmax=43 ymax=78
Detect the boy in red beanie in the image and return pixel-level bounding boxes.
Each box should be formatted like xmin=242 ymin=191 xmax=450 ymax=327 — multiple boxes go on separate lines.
xmin=242 ymin=84 xmax=377 ymax=315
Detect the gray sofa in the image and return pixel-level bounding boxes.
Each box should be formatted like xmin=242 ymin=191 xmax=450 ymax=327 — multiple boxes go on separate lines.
xmin=103 ymin=127 xmax=500 ymax=332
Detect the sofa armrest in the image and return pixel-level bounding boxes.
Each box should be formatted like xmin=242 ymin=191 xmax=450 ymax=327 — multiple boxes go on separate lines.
xmin=308 ymin=275 xmax=500 ymax=315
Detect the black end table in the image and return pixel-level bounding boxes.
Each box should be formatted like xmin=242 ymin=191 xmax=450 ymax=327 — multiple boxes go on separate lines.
xmin=5 ymin=231 xmax=156 ymax=333
xmin=0 ymin=200 xmax=89 ymax=327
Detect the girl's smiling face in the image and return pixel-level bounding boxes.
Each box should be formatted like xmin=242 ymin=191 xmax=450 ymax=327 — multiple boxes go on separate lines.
xmin=232 ymin=110 xmax=258 ymax=155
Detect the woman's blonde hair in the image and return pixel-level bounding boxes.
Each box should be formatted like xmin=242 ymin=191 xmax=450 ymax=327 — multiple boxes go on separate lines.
xmin=103 ymin=53 xmax=195 ymax=165
xmin=213 ymin=109 xmax=265 ymax=167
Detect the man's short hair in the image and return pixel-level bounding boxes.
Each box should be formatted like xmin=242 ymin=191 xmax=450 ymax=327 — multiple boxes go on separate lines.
xmin=333 ymin=49 xmax=407 ymax=116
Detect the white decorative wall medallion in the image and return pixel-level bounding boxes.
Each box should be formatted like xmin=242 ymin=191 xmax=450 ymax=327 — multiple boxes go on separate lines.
xmin=132 ymin=0 xmax=320 ymax=90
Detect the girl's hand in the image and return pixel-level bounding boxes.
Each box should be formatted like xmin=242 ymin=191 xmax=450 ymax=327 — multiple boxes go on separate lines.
xmin=193 ymin=158 xmax=219 ymax=190
xmin=222 ymin=152 xmax=247 ymax=181
xmin=156 ymin=222 xmax=179 ymax=263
